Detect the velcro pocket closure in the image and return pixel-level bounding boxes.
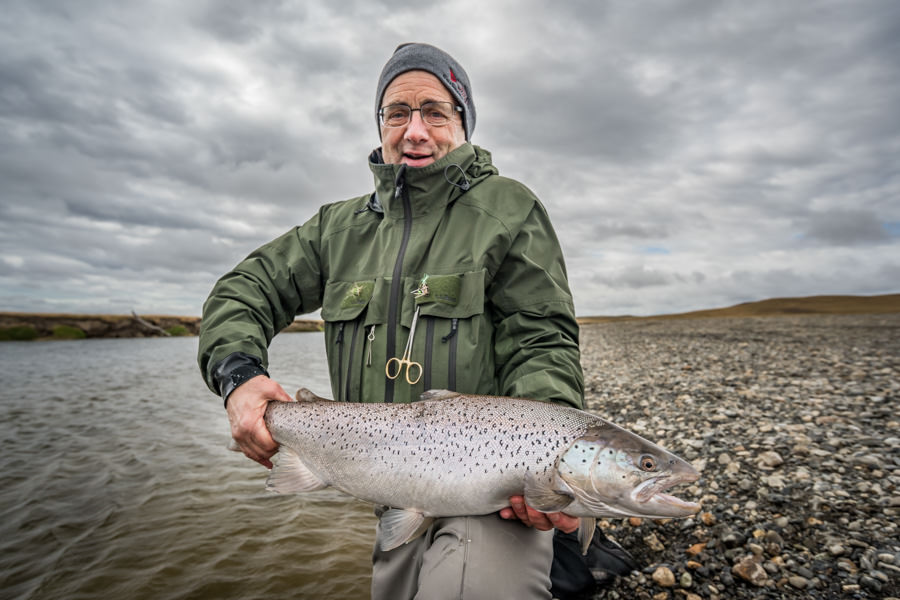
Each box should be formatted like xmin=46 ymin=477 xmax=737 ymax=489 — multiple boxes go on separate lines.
xmin=321 ymin=280 xmax=376 ymax=321
xmin=402 ymin=269 xmax=486 ymax=325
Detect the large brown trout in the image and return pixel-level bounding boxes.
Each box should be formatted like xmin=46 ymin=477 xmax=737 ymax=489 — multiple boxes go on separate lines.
xmin=262 ymin=389 xmax=700 ymax=553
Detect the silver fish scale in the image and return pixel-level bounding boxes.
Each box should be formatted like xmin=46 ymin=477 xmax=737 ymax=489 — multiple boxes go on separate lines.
xmin=265 ymin=395 xmax=604 ymax=516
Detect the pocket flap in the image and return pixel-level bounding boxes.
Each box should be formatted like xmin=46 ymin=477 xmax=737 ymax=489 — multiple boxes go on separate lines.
xmin=404 ymin=270 xmax=485 ymax=322
xmin=321 ymin=280 xmax=375 ymax=321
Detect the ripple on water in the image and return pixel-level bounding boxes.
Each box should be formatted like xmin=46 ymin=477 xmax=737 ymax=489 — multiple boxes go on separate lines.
xmin=1 ymin=334 xmax=376 ymax=600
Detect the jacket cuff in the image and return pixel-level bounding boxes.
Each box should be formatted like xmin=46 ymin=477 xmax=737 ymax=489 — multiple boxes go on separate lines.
xmin=212 ymin=352 xmax=269 ymax=406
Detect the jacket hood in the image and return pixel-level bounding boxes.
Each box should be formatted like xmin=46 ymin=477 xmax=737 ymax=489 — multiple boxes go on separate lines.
xmin=368 ymin=143 xmax=498 ymax=218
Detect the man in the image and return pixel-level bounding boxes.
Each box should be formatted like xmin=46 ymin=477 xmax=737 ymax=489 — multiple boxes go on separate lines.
xmin=198 ymin=42 xmax=584 ymax=599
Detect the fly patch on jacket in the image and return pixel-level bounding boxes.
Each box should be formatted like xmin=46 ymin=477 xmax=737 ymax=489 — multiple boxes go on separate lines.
xmin=341 ymin=281 xmax=375 ymax=309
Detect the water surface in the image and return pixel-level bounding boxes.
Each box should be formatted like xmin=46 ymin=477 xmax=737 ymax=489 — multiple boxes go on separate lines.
xmin=0 ymin=334 xmax=375 ymax=600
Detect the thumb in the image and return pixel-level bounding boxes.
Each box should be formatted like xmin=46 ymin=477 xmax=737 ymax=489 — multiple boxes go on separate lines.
xmin=272 ymin=383 xmax=295 ymax=403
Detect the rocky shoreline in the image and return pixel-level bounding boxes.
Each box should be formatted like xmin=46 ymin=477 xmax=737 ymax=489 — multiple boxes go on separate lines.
xmin=579 ymin=314 xmax=899 ymax=599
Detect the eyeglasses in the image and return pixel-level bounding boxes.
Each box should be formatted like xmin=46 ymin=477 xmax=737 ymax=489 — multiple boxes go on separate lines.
xmin=378 ymin=102 xmax=462 ymax=128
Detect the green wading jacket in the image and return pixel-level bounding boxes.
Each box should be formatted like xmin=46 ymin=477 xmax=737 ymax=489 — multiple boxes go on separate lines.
xmin=198 ymin=143 xmax=584 ymax=408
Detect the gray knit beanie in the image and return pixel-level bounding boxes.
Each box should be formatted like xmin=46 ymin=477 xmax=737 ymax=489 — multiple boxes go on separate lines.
xmin=375 ymin=43 xmax=476 ymax=140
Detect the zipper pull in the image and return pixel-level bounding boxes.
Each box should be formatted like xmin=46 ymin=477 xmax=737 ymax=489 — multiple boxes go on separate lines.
xmin=442 ymin=318 xmax=459 ymax=343
xmin=366 ymin=325 xmax=376 ymax=366
xmin=394 ymin=164 xmax=407 ymax=199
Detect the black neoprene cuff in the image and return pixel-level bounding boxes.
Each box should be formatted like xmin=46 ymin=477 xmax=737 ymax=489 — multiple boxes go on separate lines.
xmin=212 ymin=351 xmax=269 ymax=406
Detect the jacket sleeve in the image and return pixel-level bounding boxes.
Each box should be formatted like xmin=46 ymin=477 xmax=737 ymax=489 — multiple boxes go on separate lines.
xmin=197 ymin=213 xmax=325 ymax=397
xmin=488 ymin=200 xmax=584 ymax=409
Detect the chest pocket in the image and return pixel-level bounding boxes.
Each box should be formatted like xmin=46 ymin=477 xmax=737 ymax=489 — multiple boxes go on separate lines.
xmin=321 ymin=279 xmax=376 ymax=402
xmin=399 ymin=269 xmax=492 ymax=396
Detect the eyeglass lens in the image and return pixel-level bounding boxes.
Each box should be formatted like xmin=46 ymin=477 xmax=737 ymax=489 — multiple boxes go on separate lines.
xmin=380 ymin=102 xmax=457 ymax=127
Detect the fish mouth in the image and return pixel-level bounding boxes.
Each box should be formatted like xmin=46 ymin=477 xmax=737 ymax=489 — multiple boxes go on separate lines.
xmin=633 ymin=476 xmax=701 ymax=516
xmin=649 ymin=491 xmax=702 ymax=514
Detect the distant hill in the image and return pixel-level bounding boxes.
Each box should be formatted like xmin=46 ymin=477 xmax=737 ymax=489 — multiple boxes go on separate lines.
xmin=577 ymin=293 xmax=900 ymax=323
xmin=3 ymin=294 xmax=898 ymax=339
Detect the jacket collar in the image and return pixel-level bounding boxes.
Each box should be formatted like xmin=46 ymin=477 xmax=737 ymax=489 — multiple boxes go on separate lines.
xmin=368 ymin=143 xmax=481 ymax=219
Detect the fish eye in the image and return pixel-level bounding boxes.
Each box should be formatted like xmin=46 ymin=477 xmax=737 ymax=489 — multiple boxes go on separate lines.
xmin=639 ymin=454 xmax=657 ymax=471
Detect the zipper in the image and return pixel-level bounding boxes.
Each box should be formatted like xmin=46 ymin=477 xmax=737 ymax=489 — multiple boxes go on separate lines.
xmin=385 ymin=165 xmax=411 ymax=403
xmin=344 ymin=320 xmax=361 ymax=402
xmin=335 ymin=322 xmax=345 ymax=401
xmin=442 ymin=318 xmax=459 ymax=391
xmin=423 ymin=316 xmax=434 ymax=391
xmin=361 ymin=325 xmax=376 ymax=404
xmin=366 ymin=325 xmax=376 ymax=367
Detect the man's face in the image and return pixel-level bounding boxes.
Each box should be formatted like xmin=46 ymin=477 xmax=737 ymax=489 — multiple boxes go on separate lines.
xmin=380 ymin=70 xmax=466 ymax=167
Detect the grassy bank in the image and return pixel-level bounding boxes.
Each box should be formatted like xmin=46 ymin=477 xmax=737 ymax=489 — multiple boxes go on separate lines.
xmin=577 ymin=293 xmax=900 ymax=324
xmin=0 ymin=312 xmax=323 ymax=341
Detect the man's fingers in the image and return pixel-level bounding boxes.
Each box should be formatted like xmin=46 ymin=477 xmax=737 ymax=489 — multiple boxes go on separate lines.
xmin=503 ymin=495 xmax=579 ymax=533
xmin=235 ymin=431 xmax=277 ymax=468
xmin=228 ymin=412 xmax=277 ymax=468
xmin=510 ymin=498 xmax=530 ymax=524
xmin=524 ymin=505 xmax=555 ymax=531
xmin=546 ymin=511 xmax=579 ymax=534
xmin=224 ymin=375 xmax=291 ymax=468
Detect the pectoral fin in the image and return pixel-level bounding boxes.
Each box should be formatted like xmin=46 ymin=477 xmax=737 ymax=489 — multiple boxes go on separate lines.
xmin=265 ymin=446 xmax=328 ymax=494
xmin=377 ymin=508 xmax=433 ymax=551
xmin=523 ymin=470 xmax=575 ymax=512
xmin=577 ymin=517 xmax=597 ymax=555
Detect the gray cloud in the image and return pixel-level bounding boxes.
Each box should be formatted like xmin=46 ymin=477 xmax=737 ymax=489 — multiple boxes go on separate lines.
xmin=1 ymin=0 xmax=898 ymax=317
xmin=802 ymin=210 xmax=891 ymax=246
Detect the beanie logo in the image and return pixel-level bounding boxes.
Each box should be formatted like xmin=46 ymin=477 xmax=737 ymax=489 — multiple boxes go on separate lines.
xmin=445 ymin=68 xmax=468 ymax=103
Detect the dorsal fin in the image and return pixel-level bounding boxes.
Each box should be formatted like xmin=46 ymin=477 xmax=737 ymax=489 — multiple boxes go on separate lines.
xmin=295 ymin=388 xmax=330 ymax=402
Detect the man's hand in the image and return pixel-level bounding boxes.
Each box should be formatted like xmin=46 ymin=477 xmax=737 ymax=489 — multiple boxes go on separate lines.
xmin=499 ymin=495 xmax=580 ymax=533
xmin=226 ymin=375 xmax=294 ymax=469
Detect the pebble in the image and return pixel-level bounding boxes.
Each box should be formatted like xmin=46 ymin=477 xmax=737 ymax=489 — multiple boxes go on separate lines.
xmin=731 ymin=556 xmax=768 ymax=587
xmin=757 ymin=450 xmax=784 ymax=468
xmin=685 ymin=542 xmax=706 ymax=557
xmin=579 ymin=315 xmax=900 ymax=599
xmin=652 ymin=566 xmax=676 ymax=587
xmin=861 ymin=575 xmax=883 ymax=592
xmin=644 ymin=533 xmax=665 ymax=553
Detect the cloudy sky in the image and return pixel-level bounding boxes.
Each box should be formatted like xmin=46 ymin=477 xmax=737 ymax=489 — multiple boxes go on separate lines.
xmin=1 ymin=1 xmax=898 ymax=318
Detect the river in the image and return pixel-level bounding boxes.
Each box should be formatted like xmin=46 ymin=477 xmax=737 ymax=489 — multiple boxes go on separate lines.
xmin=0 ymin=334 xmax=376 ymax=600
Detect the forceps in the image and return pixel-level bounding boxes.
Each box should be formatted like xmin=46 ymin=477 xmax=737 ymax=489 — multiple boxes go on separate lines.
xmin=385 ymin=305 xmax=423 ymax=384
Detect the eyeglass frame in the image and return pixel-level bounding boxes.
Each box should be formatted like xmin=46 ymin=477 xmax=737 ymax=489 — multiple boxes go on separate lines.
xmin=378 ymin=101 xmax=463 ymax=128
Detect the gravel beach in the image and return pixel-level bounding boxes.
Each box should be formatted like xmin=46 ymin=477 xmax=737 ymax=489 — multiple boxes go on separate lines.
xmin=578 ymin=314 xmax=899 ymax=599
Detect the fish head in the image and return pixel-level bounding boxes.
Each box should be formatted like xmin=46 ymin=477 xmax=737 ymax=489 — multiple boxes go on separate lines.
xmin=557 ymin=421 xmax=701 ymax=519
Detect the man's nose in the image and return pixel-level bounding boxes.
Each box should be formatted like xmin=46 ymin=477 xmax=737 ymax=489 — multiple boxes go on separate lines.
xmin=404 ymin=111 xmax=430 ymax=141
